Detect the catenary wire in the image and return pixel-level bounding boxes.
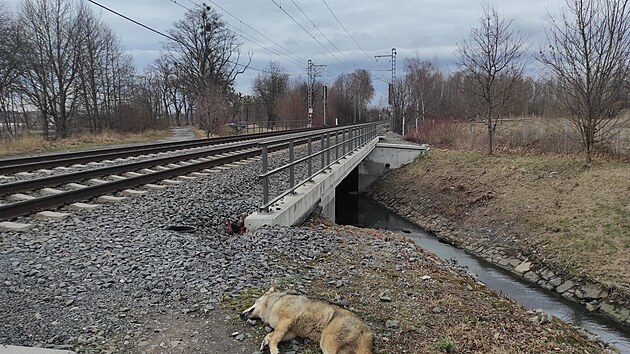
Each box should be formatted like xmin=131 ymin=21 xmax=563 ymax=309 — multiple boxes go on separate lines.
xmin=204 ymin=0 xmax=308 ymax=64
xmin=167 ymin=0 xmax=304 ymax=69
xmin=270 ymin=0 xmax=352 ymax=72
xmin=321 ymin=0 xmax=375 ymax=62
xmin=289 ymin=0 xmax=359 ymax=70
xmin=86 ymin=0 xmax=278 ymax=74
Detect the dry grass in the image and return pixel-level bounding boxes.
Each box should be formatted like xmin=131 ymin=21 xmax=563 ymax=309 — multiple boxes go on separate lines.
xmin=372 ymin=149 xmax=630 ymax=293
xmin=0 ymin=130 xmax=170 ymax=157
xmin=406 ymin=114 xmax=630 ymax=158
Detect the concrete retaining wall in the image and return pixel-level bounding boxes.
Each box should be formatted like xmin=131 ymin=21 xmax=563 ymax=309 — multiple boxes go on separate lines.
xmin=358 ymin=142 xmax=428 ymax=192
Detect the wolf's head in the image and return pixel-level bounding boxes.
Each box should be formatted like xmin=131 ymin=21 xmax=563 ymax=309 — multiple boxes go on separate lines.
xmin=240 ymin=287 xmax=278 ymax=320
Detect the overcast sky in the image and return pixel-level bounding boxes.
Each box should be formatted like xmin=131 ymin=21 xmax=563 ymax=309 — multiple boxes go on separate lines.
xmin=3 ymin=0 xmax=566 ymax=102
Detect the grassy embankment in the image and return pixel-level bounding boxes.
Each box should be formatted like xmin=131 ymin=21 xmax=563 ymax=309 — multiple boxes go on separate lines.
xmin=375 ymin=116 xmax=630 ymax=297
xmin=0 ymin=130 xmax=171 ymax=157
xmin=382 ymin=149 xmax=629 ymax=290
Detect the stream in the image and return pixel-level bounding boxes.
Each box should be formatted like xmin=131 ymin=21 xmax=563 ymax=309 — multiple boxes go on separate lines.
xmin=337 ymin=196 xmax=630 ymax=353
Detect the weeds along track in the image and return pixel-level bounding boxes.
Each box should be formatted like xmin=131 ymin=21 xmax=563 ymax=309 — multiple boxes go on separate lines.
xmin=0 ymin=128 xmax=318 ymax=221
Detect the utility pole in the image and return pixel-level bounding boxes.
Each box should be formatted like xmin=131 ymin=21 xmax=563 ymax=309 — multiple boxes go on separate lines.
xmin=375 ymin=48 xmax=397 ymax=130
xmin=323 ymin=85 xmax=328 ymax=126
xmin=307 ymin=60 xmax=326 ymax=127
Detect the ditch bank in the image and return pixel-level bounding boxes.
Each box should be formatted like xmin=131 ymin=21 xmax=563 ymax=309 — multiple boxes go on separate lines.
xmin=367 ymin=149 xmax=630 ymax=329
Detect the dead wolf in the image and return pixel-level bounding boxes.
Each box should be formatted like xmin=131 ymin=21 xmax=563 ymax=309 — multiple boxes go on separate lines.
xmin=241 ymin=287 xmax=374 ymax=354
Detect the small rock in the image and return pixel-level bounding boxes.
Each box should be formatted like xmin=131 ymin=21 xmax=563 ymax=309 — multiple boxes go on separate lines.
xmin=137 ymin=341 xmax=150 ymax=347
xmin=385 ymin=320 xmax=400 ymax=329
xmin=514 ymin=261 xmax=532 ymax=274
xmin=556 ymin=280 xmax=575 ymax=294
xmin=585 ymin=302 xmax=598 ymax=312
xmin=549 ymin=277 xmax=562 ymax=287
xmin=432 ymin=307 xmax=443 ymax=314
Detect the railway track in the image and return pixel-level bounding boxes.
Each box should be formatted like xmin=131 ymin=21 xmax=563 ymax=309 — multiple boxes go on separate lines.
xmin=0 ymin=127 xmax=337 ymax=222
xmin=0 ymin=128 xmax=312 ymax=176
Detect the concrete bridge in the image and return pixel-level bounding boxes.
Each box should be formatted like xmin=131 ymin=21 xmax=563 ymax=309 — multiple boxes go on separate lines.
xmin=245 ymin=131 xmax=427 ymax=229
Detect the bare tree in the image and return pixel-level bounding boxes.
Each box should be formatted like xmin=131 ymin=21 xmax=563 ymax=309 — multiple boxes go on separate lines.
xmin=457 ymin=4 xmax=527 ymax=155
xmin=390 ymin=76 xmax=411 ymax=134
xmin=75 ymin=9 xmax=135 ymax=133
xmin=253 ymin=62 xmax=289 ymax=128
xmin=541 ymin=0 xmax=630 ymax=162
xmin=151 ymin=55 xmax=188 ymax=127
xmin=165 ymin=4 xmax=250 ymax=97
xmin=329 ymin=73 xmax=353 ymax=125
xmin=405 ymin=58 xmax=443 ymax=125
xmin=197 ymin=84 xmax=229 ymax=137
xmin=20 ymin=0 xmax=86 ymax=139
xmin=349 ymin=69 xmax=374 ymax=123
xmin=0 ymin=1 xmax=26 ymax=136
xmin=329 ymin=70 xmax=374 ymax=124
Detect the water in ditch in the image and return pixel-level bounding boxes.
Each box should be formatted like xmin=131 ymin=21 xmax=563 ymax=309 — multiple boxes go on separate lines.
xmin=337 ymin=196 xmax=630 ymax=353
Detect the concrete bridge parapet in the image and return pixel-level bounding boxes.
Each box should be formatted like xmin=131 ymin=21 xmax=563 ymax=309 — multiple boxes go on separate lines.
xmin=245 ymin=138 xmax=428 ymax=229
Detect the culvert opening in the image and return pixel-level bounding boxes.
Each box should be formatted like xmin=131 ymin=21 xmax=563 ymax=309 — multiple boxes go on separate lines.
xmin=166 ymin=225 xmax=197 ymax=233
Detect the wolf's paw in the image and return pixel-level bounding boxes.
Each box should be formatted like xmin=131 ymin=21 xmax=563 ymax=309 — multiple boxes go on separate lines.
xmin=259 ymin=334 xmax=271 ymax=351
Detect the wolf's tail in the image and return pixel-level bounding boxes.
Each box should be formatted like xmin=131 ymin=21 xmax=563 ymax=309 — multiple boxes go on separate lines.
xmin=357 ymin=331 xmax=374 ymax=354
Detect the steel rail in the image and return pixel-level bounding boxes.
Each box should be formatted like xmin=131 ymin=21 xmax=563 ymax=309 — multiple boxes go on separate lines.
xmin=0 ymin=149 xmax=260 ymax=221
xmin=0 ymin=132 xmax=319 ymax=221
xmin=0 ymin=143 xmax=259 ymax=196
xmin=0 ymin=128 xmax=313 ymax=174
xmin=0 ymin=126 xmax=355 ymax=196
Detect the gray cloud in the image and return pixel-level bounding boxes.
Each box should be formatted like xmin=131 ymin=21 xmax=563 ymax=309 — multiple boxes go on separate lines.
xmin=2 ymin=0 xmax=566 ymax=99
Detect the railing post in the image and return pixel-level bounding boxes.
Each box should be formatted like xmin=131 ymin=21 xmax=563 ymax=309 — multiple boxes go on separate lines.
xmin=360 ymin=126 xmax=363 ymax=145
xmin=335 ymin=131 xmax=339 ymax=161
xmin=289 ymin=141 xmax=295 ymax=192
xmin=349 ymin=129 xmax=353 ymax=152
xmin=320 ymin=133 xmax=325 ymax=171
xmin=326 ymin=133 xmax=331 ymax=167
xmin=307 ymin=136 xmax=312 ymax=179
xmin=261 ymin=144 xmax=269 ymax=212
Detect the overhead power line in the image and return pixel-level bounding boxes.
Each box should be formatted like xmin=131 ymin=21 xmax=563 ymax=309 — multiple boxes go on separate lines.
xmin=204 ymin=0 xmax=307 ymax=64
xmin=87 ymin=0 xmax=180 ymax=43
xmin=270 ymin=0 xmax=351 ymax=72
xmin=289 ymin=0 xmax=358 ymax=70
xmin=321 ymin=0 xmax=374 ymax=62
xmin=167 ymin=0 xmax=304 ymax=69
xmin=86 ymin=0 xmax=274 ymax=74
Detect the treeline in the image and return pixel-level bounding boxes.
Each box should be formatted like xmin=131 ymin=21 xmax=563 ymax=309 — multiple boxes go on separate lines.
xmin=392 ymin=59 xmax=559 ymax=125
xmin=248 ymin=65 xmax=377 ymax=129
xmin=0 ymin=0 xmax=251 ymax=139
xmin=0 ymin=0 xmax=146 ymax=138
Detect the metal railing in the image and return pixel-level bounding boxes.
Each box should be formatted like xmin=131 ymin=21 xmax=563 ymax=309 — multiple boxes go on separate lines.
xmin=232 ymin=120 xmax=309 ymax=135
xmin=258 ymin=122 xmax=378 ymax=212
